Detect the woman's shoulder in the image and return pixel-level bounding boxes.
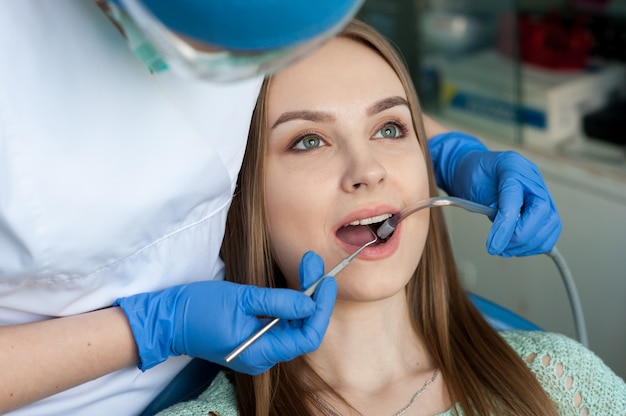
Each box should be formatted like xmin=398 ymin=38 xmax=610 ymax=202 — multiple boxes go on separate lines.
xmin=500 ymin=330 xmax=626 ymax=415
xmin=499 ymin=329 xmax=586 ymax=358
xmin=156 ymin=371 xmax=238 ymax=416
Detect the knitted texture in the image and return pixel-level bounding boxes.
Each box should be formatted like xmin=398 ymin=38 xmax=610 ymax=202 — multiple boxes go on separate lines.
xmin=157 ymin=371 xmax=238 ymax=416
xmin=156 ymin=331 xmax=626 ymax=415
xmin=500 ymin=330 xmax=626 ymax=415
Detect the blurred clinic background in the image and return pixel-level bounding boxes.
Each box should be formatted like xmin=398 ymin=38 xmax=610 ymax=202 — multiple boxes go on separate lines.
xmin=357 ymin=0 xmax=626 ymax=379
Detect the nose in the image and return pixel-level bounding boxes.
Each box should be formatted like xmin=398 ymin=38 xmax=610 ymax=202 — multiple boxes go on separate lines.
xmin=340 ymin=145 xmax=387 ymax=192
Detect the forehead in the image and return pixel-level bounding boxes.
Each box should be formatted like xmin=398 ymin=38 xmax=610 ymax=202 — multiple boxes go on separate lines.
xmin=267 ymin=36 xmax=406 ymax=116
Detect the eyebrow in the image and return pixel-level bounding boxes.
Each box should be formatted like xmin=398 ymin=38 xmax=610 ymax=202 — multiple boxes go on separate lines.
xmin=271 ymin=110 xmax=335 ymax=129
xmin=271 ymin=96 xmax=409 ymax=129
xmin=367 ymin=96 xmax=409 ymax=116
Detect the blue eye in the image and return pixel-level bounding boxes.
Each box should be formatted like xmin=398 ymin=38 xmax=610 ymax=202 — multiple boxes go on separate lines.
xmin=293 ymin=135 xmax=325 ymax=150
xmin=374 ymin=123 xmax=401 ymax=139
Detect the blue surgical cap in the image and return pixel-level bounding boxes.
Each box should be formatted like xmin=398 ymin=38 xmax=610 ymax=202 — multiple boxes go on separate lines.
xmin=136 ymin=0 xmax=362 ymax=51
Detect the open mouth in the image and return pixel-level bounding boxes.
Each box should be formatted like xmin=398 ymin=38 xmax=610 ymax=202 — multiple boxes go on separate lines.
xmin=336 ymin=213 xmax=393 ymax=247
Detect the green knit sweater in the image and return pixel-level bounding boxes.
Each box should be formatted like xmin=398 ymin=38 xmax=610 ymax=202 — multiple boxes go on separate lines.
xmin=157 ymin=331 xmax=626 ymax=415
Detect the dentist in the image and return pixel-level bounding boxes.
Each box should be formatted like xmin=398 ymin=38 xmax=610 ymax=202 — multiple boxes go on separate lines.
xmin=0 ymin=1 xmax=560 ymax=414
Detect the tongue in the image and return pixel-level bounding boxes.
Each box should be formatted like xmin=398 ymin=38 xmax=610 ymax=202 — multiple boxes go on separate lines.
xmin=336 ymin=225 xmax=375 ymax=246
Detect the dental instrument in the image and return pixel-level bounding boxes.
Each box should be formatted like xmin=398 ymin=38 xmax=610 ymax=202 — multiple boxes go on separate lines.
xmin=376 ymin=196 xmax=495 ymax=240
xmin=224 ymin=230 xmax=378 ymax=363
xmin=376 ymin=196 xmax=588 ymax=347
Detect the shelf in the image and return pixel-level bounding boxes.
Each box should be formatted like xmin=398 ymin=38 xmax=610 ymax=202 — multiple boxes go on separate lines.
xmin=431 ymin=114 xmax=626 ymax=205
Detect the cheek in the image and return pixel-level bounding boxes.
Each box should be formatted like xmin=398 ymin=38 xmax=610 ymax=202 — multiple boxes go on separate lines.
xmin=393 ymin=150 xmax=431 ymax=271
xmin=394 ymin=147 xmax=430 ymax=200
xmin=265 ymin=179 xmax=299 ymax=287
xmin=264 ymin=164 xmax=328 ymax=289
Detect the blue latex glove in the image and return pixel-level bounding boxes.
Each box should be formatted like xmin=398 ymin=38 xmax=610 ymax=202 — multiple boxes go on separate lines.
xmin=115 ymin=251 xmax=337 ymax=375
xmin=428 ymin=132 xmax=561 ymax=257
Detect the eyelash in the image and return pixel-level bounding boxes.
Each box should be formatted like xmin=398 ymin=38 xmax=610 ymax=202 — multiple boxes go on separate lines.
xmin=377 ymin=119 xmax=410 ymax=139
xmin=288 ymin=119 xmax=411 ymax=151
xmin=289 ymin=130 xmax=326 ymax=152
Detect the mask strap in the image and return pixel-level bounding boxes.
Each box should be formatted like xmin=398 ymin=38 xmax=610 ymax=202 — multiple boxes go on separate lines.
xmin=98 ymin=1 xmax=168 ymax=73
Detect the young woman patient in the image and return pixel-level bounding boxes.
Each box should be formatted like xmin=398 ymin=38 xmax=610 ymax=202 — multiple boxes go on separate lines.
xmin=158 ymin=20 xmax=626 ymax=416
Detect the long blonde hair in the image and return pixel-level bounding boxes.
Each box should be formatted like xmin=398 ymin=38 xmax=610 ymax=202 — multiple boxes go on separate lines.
xmin=221 ymin=19 xmax=558 ymax=416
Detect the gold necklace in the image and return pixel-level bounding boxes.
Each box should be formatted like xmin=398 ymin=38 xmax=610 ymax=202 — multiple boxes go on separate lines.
xmin=311 ymin=369 xmax=440 ymax=416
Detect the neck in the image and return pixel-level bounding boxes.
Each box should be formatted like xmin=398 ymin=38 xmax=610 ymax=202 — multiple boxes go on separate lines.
xmin=307 ymin=291 xmax=433 ymax=392
xmin=303 ymin=292 xmax=449 ymax=416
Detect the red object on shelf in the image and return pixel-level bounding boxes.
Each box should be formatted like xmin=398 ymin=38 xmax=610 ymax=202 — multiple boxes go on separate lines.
xmin=498 ymin=10 xmax=594 ymax=70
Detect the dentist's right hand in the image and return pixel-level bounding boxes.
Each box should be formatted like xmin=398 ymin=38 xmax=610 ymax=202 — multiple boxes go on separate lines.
xmin=114 ymin=251 xmax=337 ymax=375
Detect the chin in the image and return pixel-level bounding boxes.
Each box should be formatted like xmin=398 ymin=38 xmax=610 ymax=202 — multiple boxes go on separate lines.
xmin=335 ymin=268 xmax=413 ymax=303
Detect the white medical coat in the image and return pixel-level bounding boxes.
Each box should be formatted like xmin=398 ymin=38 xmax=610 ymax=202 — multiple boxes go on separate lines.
xmin=0 ymin=1 xmax=262 ymax=414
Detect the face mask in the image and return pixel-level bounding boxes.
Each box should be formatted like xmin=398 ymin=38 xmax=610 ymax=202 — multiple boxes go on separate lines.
xmin=104 ymin=0 xmax=363 ymax=82
xmin=102 ymin=2 xmax=168 ymax=74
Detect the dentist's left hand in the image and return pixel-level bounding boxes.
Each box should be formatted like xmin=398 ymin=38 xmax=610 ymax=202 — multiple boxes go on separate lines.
xmin=428 ymin=132 xmax=561 ymax=257
xmin=114 ymin=251 xmax=337 ymax=375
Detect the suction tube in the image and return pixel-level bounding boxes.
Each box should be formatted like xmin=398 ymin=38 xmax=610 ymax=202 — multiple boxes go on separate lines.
xmin=378 ymin=196 xmax=588 ymax=347
xmin=377 ymin=197 xmax=495 ymax=239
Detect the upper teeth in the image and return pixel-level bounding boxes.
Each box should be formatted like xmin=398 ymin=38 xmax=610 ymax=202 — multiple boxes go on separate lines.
xmin=346 ymin=213 xmax=392 ymax=226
